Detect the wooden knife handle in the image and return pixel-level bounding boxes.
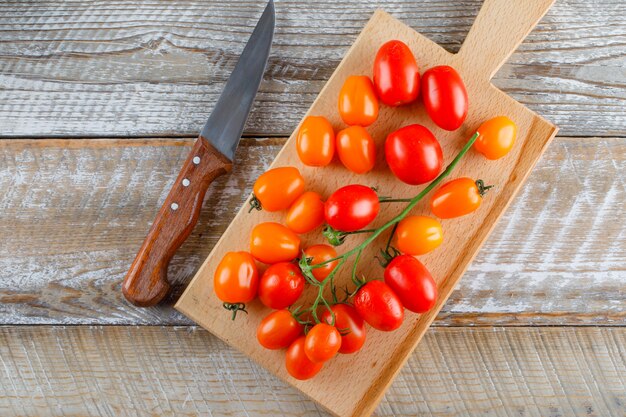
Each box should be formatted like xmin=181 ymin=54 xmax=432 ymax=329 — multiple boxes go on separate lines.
xmin=122 ymin=137 xmax=232 ymax=307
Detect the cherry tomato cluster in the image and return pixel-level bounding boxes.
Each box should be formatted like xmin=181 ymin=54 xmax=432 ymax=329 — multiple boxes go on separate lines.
xmin=213 ymin=39 xmax=519 ymax=380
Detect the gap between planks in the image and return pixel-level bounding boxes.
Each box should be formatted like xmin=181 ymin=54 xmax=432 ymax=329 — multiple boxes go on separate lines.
xmin=0 ymin=135 xmax=616 ymax=148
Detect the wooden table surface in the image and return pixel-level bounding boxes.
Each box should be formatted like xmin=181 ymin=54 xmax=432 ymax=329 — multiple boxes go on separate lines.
xmin=1 ymin=1 xmax=624 ymax=416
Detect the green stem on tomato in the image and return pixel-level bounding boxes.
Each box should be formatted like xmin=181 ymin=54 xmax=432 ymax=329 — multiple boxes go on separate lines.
xmin=351 ymin=248 xmax=363 ymax=286
xmin=342 ymin=228 xmax=378 ymax=235
xmin=385 ymin=222 xmax=399 ymax=252
xmin=299 ymin=132 xmax=479 ymax=322
xmin=475 ymin=179 xmax=495 ymax=196
xmin=248 ymin=195 xmax=262 ymax=213
xmin=307 ymin=256 xmax=346 ymax=324
xmin=379 ymin=197 xmax=412 ymax=203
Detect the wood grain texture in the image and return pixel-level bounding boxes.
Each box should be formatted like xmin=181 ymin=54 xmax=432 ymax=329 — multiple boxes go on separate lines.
xmin=1 ymin=137 xmax=624 ymax=326
xmin=0 ymin=326 xmax=624 ymax=417
xmin=1 ymin=0 xmax=624 ymax=138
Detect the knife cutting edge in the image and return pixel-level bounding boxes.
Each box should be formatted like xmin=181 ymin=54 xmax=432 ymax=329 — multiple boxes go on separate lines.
xmin=122 ymin=1 xmax=275 ymax=307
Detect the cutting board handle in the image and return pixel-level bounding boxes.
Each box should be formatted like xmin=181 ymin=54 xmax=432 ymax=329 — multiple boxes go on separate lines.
xmin=122 ymin=137 xmax=232 ymax=307
xmin=458 ymin=0 xmax=555 ymax=80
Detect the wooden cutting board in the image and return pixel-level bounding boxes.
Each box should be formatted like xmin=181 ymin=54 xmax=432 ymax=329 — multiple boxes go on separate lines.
xmin=176 ymin=1 xmax=558 ymax=416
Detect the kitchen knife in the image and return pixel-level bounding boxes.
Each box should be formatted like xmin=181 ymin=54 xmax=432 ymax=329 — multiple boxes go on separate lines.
xmin=122 ymin=1 xmax=275 ymax=307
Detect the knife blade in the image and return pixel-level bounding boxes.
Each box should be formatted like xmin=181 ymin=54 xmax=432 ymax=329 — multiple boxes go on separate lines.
xmin=122 ymin=1 xmax=275 ymax=307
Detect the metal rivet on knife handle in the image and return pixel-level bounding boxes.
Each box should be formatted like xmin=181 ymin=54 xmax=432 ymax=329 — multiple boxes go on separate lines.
xmin=182 ymin=179 xmax=190 ymax=187
xmin=170 ymin=203 xmax=179 ymax=210
xmin=193 ymin=156 xmax=201 ymax=165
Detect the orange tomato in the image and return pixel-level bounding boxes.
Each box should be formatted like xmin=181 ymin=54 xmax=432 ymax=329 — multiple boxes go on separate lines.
xmin=475 ymin=116 xmax=518 ymax=160
xmin=336 ymin=126 xmax=376 ymax=174
xmin=304 ymin=323 xmax=342 ymax=363
xmin=431 ymin=177 xmax=490 ymax=219
xmin=257 ymin=309 xmax=303 ymax=350
xmin=250 ymin=222 xmax=301 ymax=264
xmin=303 ymin=244 xmax=338 ymax=282
xmin=338 ymin=75 xmax=379 ymax=126
xmin=286 ymin=191 xmax=325 ymax=234
xmin=396 ymin=215 xmax=443 ymax=255
xmin=296 ymin=116 xmax=335 ymax=166
xmin=213 ymin=251 xmax=259 ymax=303
xmin=252 ymin=167 xmax=305 ymax=212
xmin=285 ymin=336 xmax=323 ymax=380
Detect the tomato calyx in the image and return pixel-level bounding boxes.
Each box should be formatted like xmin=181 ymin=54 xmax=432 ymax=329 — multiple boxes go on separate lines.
xmin=337 ymin=325 xmax=352 ymax=337
xmin=475 ymin=179 xmax=494 ymax=196
xmin=323 ymin=225 xmax=379 ymax=247
xmin=350 ymin=276 xmax=368 ymax=294
xmin=298 ymin=255 xmax=326 ymax=287
xmin=323 ymin=225 xmax=346 ymax=246
xmin=222 ymin=302 xmax=248 ymax=321
xmin=377 ymin=246 xmax=401 ymax=268
xmin=248 ymin=194 xmax=262 ymax=213
xmin=375 ymin=222 xmax=401 ymax=268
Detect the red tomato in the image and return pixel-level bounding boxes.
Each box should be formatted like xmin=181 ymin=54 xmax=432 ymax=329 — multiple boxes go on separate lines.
xmin=285 ymin=336 xmax=324 ymax=380
xmin=336 ymin=126 xmax=376 ymax=174
xmin=431 ymin=177 xmax=488 ymax=219
xmin=475 ymin=116 xmax=517 ymax=160
xmin=296 ymin=116 xmax=335 ymax=166
xmin=395 ymin=215 xmax=443 ymax=255
xmin=385 ymin=124 xmax=443 ymax=185
xmin=303 ymin=244 xmax=338 ymax=282
xmin=373 ymin=40 xmax=420 ymax=106
xmin=421 ymin=65 xmax=468 ymax=131
xmin=286 ymin=191 xmax=325 ymax=234
xmin=353 ymin=280 xmax=404 ymax=331
xmin=384 ymin=255 xmax=437 ymax=313
xmin=338 ymin=75 xmax=379 ymax=126
xmin=325 ymin=185 xmax=380 ymax=232
xmin=321 ymin=304 xmax=366 ymax=354
xmin=304 ymin=323 xmax=342 ymax=363
xmin=213 ymin=251 xmax=258 ymax=303
xmin=258 ymin=262 xmax=305 ymax=309
xmin=253 ymin=167 xmax=305 ymax=212
xmin=257 ymin=309 xmax=303 ymax=350
xmin=250 ymin=222 xmax=301 ymax=264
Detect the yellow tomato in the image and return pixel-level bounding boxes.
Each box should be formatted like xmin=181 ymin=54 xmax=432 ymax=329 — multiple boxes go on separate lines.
xmin=250 ymin=222 xmax=301 ymax=264
xmin=338 ymin=75 xmax=379 ymax=127
xmin=285 ymin=191 xmax=325 ymax=234
xmin=396 ymin=215 xmax=443 ymax=255
xmin=475 ymin=116 xmax=517 ymax=160
xmin=252 ymin=167 xmax=305 ymax=212
xmin=296 ymin=116 xmax=335 ymax=166
xmin=336 ymin=126 xmax=376 ymax=174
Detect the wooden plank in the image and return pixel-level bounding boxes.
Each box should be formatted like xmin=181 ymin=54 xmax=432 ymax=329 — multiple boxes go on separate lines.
xmin=0 ymin=326 xmax=624 ymax=417
xmin=0 ymin=136 xmax=624 ymax=326
xmin=0 ymin=0 xmax=624 ymax=138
